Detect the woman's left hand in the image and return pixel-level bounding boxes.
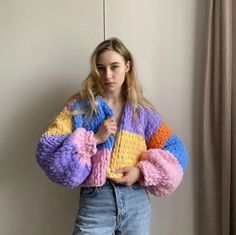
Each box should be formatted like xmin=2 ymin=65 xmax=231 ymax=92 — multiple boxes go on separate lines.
xmin=111 ymin=167 xmax=143 ymax=186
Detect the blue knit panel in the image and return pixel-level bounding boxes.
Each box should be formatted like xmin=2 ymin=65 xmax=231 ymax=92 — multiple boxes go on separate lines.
xmin=163 ymin=134 xmax=189 ymax=172
xmin=71 ymin=99 xmax=88 ymax=129
xmin=71 ymin=98 xmax=114 ymax=151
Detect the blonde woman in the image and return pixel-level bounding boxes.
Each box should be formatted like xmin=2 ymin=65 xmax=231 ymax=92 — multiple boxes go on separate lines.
xmin=36 ymin=37 xmax=188 ymax=235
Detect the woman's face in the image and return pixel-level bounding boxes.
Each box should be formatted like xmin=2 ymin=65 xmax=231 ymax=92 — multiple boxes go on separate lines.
xmin=96 ymin=50 xmax=130 ymax=95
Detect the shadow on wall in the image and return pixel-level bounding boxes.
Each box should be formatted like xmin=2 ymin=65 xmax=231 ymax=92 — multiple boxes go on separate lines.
xmin=0 ymin=80 xmax=80 ymax=235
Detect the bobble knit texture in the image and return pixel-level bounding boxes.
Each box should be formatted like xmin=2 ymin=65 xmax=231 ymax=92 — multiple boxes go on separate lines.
xmin=36 ymin=96 xmax=188 ymax=196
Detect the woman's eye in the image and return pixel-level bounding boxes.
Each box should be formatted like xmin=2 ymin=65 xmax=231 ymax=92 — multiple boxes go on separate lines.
xmin=111 ymin=66 xmax=118 ymax=70
xmin=97 ymin=67 xmax=104 ymax=72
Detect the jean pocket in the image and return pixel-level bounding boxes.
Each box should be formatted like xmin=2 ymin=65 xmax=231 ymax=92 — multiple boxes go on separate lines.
xmin=131 ymin=182 xmax=144 ymax=190
xmin=80 ymin=187 xmax=97 ymax=198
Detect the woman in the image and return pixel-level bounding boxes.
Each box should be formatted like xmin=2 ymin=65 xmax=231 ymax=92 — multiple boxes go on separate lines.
xmin=36 ymin=37 xmax=188 ymax=235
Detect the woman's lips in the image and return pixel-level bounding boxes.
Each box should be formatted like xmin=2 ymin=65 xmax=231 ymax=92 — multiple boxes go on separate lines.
xmin=105 ymin=82 xmax=115 ymax=86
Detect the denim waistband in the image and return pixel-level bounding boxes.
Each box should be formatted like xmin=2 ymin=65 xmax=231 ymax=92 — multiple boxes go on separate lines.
xmin=81 ymin=179 xmax=143 ymax=189
xmin=101 ymin=179 xmax=142 ymax=189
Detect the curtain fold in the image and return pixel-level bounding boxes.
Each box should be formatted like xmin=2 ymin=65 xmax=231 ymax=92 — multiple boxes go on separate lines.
xmin=231 ymin=1 xmax=236 ymax=234
xmin=200 ymin=0 xmax=235 ymax=234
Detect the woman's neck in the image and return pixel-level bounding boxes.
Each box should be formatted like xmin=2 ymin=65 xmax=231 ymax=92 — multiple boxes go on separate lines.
xmin=102 ymin=93 xmax=125 ymax=126
xmin=102 ymin=93 xmax=125 ymax=106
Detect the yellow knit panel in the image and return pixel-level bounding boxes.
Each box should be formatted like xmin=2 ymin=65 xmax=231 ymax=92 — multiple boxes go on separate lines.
xmin=44 ymin=107 xmax=72 ymax=136
xmin=107 ymin=131 xmax=147 ymax=179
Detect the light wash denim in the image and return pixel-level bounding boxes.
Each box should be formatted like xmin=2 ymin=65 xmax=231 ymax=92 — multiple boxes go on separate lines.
xmin=72 ymin=180 xmax=152 ymax=235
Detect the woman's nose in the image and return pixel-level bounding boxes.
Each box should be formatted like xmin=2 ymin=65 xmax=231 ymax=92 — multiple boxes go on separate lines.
xmin=105 ymin=68 xmax=112 ymax=79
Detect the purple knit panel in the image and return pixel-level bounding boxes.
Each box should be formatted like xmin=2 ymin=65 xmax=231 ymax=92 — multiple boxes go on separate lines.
xmin=36 ymin=134 xmax=92 ymax=189
xmin=120 ymin=103 xmax=145 ymax=135
xmin=121 ymin=104 xmax=162 ymax=142
xmin=144 ymin=108 xmax=162 ymax=143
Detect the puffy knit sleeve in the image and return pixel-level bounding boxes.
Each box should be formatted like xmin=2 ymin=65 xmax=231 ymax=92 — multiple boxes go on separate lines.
xmin=137 ymin=109 xmax=188 ymax=196
xmin=36 ymin=98 xmax=97 ymax=189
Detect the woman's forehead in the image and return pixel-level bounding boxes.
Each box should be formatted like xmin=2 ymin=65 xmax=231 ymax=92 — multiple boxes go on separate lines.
xmin=97 ymin=50 xmax=125 ymax=65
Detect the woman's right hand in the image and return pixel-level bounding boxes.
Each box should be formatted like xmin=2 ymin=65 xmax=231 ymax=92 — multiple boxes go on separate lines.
xmin=94 ymin=117 xmax=117 ymax=144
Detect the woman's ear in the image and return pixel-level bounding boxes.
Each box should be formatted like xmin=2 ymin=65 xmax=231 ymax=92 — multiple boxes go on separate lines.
xmin=126 ymin=60 xmax=130 ymax=72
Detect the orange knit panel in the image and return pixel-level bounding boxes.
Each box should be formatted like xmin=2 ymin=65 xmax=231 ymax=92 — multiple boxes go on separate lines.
xmin=147 ymin=123 xmax=173 ymax=149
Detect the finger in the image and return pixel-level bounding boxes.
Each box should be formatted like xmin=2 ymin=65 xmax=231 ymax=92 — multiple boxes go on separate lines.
xmin=104 ymin=121 xmax=117 ymax=128
xmin=109 ymin=130 xmax=116 ymax=136
xmin=107 ymin=125 xmax=117 ymax=133
xmin=109 ymin=119 xmax=117 ymax=126
xmin=105 ymin=122 xmax=117 ymax=129
xmin=107 ymin=122 xmax=117 ymax=128
xmin=106 ymin=117 xmax=116 ymax=122
xmin=104 ymin=123 xmax=117 ymax=132
xmin=114 ymin=167 xmax=129 ymax=174
xmin=112 ymin=177 xmax=128 ymax=185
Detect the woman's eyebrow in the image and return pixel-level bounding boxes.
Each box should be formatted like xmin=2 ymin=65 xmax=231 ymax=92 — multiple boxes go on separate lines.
xmin=96 ymin=62 xmax=120 ymax=66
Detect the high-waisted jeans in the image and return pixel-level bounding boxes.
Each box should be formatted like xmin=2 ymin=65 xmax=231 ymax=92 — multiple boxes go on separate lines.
xmin=72 ymin=180 xmax=152 ymax=235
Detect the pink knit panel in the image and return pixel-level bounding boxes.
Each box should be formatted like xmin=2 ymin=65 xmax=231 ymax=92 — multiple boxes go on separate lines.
xmin=137 ymin=149 xmax=183 ymax=196
xmin=82 ymin=148 xmax=111 ymax=186
xmin=71 ymin=128 xmax=97 ymax=167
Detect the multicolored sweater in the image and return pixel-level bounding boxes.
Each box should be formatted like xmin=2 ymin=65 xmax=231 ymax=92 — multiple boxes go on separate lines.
xmin=36 ymin=96 xmax=188 ymax=196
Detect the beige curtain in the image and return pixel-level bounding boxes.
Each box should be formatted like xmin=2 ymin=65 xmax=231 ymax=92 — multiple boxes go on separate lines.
xmin=200 ymin=0 xmax=235 ymax=234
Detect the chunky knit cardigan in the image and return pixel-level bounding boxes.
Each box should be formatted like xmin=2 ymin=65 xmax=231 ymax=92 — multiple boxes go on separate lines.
xmin=36 ymin=96 xmax=188 ymax=196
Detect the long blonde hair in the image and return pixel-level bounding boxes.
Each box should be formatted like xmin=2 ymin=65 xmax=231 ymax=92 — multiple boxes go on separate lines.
xmin=73 ymin=37 xmax=155 ymax=118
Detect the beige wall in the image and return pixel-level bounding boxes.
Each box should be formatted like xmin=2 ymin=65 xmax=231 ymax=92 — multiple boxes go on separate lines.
xmin=105 ymin=1 xmax=204 ymax=234
xmin=0 ymin=1 xmax=204 ymax=234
